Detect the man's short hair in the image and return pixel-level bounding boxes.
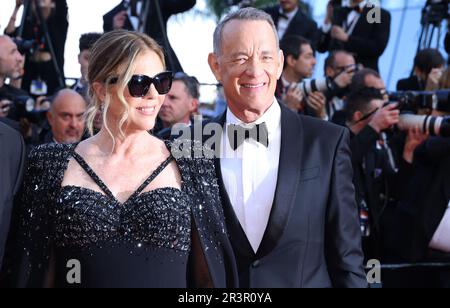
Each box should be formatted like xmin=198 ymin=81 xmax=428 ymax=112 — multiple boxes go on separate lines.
xmin=345 ymin=89 xmax=383 ymax=122
xmin=414 ymin=48 xmax=445 ymax=75
xmin=350 ymin=68 xmax=381 ymax=93
xmin=280 ymin=35 xmax=312 ymax=68
xmin=173 ymin=72 xmax=200 ymax=99
xmin=213 ymin=7 xmax=279 ymax=55
xmin=79 ymin=33 xmax=102 ymax=53
xmin=324 ymin=50 xmax=355 ymax=71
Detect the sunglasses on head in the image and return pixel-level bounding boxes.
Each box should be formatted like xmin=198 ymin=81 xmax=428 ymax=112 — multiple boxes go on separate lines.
xmin=109 ymin=71 xmax=173 ymax=97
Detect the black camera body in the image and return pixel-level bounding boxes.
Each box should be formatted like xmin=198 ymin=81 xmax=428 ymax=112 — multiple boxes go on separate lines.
xmin=12 ymin=38 xmax=38 ymax=55
xmin=0 ymin=88 xmax=46 ymax=123
xmin=389 ymin=90 xmax=450 ymax=113
xmin=422 ymin=0 xmax=450 ymax=25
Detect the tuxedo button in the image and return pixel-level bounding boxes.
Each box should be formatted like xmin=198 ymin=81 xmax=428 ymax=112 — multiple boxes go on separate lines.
xmin=252 ymin=260 xmax=261 ymax=268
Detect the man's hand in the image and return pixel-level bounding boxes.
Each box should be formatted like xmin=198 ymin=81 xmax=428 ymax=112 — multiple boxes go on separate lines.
xmin=425 ymin=68 xmax=443 ymax=91
xmin=16 ymin=0 xmax=23 ymax=8
xmin=368 ymin=102 xmax=400 ymax=133
xmin=283 ymin=85 xmax=304 ymax=113
xmin=306 ymin=92 xmax=327 ymax=119
xmin=0 ymin=99 xmax=12 ymax=118
xmin=403 ymin=127 xmax=429 ymax=164
xmin=331 ymin=26 xmax=349 ymax=42
xmin=113 ymin=10 xmax=127 ymax=30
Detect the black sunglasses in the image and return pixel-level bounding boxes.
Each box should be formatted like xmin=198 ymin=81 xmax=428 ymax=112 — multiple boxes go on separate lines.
xmin=109 ymin=71 xmax=173 ymax=97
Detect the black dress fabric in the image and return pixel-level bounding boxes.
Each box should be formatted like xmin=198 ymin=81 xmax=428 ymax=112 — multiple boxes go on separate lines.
xmin=6 ymin=141 xmax=237 ymax=288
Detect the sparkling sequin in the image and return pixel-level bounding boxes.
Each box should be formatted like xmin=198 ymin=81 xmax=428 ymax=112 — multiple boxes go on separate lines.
xmin=15 ymin=141 xmax=229 ymax=287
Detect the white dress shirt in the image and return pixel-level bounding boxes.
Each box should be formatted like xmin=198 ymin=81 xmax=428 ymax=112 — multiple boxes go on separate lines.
xmin=220 ymin=99 xmax=282 ymax=253
xmin=321 ymin=0 xmax=367 ymax=35
xmin=277 ymin=7 xmax=298 ymax=39
xmin=124 ymin=0 xmax=143 ymax=30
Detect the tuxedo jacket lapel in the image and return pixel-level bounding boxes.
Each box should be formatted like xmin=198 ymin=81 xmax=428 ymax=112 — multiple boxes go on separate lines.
xmin=256 ymin=104 xmax=303 ymax=259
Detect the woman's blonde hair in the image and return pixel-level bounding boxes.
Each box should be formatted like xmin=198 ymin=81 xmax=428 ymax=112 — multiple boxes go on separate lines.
xmin=86 ymin=30 xmax=165 ymax=144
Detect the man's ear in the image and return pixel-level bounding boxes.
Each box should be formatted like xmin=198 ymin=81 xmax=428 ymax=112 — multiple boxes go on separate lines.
xmin=208 ymin=53 xmax=221 ymax=82
xmin=353 ymin=111 xmax=363 ymax=123
xmin=92 ymin=81 xmax=107 ymax=101
xmin=277 ymin=50 xmax=285 ymax=79
xmin=190 ymin=98 xmax=199 ymax=113
xmin=46 ymin=109 xmax=54 ymax=126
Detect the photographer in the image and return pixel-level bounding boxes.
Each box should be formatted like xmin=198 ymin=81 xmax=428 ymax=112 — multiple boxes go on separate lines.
xmin=103 ymin=0 xmax=196 ymax=72
xmin=0 ymin=35 xmax=27 ymax=123
xmin=5 ymin=0 xmax=68 ymax=96
xmin=277 ymin=35 xmax=327 ymax=118
xmin=387 ymin=137 xmax=450 ymax=287
xmin=343 ymin=69 xmax=430 ymax=260
xmin=318 ymin=0 xmax=391 ymax=72
xmin=324 ymin=50 xmax=357 ymax=119
xmin=397 ymin=49 xmax=445 ymax=92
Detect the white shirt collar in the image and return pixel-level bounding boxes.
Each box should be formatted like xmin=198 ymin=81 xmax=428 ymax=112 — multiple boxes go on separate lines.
xmin=226 ymin=98 xmax=281 ymax=137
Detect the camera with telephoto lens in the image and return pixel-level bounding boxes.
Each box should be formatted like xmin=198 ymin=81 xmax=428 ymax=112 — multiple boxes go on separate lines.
xmin=0 ymin=91 xmax=47 ymax=124
xmin=422 ymin=0 xmax=450 ymax=25
xmin=297 ymin=63 xmax=361 ymax=98
xmin=388 ymin=90 xmax=450 ymax=113
xmin=388 ymin=90 xmax=450 ymax=137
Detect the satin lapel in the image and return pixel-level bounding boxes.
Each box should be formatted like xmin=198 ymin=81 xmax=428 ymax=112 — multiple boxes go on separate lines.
xmin=256 ymin=104 xmax=303 ymax=259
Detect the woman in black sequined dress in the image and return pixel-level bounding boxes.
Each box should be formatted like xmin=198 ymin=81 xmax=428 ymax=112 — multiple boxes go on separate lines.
xmin=4 ymin=30 xmax=237 ymax=288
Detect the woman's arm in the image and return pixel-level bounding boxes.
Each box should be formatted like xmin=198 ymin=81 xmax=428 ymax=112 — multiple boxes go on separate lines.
xmin=4 ymin=0 xmax=22 ymax=35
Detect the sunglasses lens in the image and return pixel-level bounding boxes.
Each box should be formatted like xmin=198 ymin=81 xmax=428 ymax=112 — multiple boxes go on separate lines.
xmin=128 ymin=75 xmax=150 ymax=97
xmin=127 ymin=72 xmax=173 ymax=97
xmin=154 ymin=72 xmax=173 ymax=95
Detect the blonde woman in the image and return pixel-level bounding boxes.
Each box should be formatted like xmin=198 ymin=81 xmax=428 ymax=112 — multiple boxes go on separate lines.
xmin=7 ymin=30 xmax=237 ymax=288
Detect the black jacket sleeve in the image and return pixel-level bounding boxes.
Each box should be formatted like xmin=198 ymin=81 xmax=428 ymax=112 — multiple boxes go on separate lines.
xmin=326 ymin=128 xmax=368 ymax=288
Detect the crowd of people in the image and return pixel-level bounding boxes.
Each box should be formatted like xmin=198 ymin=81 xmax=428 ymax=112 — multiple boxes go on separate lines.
xmin=1 ymin=0 xmax=450 ymax=288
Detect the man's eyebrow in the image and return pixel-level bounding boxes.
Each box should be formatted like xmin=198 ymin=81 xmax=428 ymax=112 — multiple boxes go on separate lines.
xmin=229 ymin=52 xmax=249 ymax=58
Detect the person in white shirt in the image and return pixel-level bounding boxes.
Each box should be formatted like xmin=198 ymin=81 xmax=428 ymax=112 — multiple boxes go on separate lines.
xmin=207 ymin=7 xmax=366 ymax=288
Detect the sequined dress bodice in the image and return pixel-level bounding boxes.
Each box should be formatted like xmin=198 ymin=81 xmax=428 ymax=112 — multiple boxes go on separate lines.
xmin=13 ymin=142 xmax=229 ymax=288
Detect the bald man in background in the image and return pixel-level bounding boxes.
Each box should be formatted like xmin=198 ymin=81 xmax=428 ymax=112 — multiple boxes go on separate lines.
xmin=44 ymin=89 xmax=87 ymax=144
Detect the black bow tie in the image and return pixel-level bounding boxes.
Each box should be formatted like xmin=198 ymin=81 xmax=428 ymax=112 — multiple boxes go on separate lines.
xmin=227 ymin=122 xmax=269 ymax=151
xmin=279 ymin=12 xmax=289 ymax=20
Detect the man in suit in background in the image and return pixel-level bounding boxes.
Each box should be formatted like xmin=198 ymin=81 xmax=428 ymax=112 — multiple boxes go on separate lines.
xmin=207 ymin=7 xmax=366 ymax=288
xmin=0 ymin=122 xmax=26 ymax=269
xmin=103 ymin=0 xmax=196 ymax=72
xmin=318 ymin=0 xmax=391 ymax=72
xmin=264 ymin=0 xmax=319 ymax=48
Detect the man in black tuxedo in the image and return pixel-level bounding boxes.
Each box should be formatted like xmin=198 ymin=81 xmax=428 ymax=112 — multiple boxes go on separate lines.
xmin=318 ymin=0 xmax=391 ymax=72
xmin=0 ymin=122 xmax=26 ymax=269
xmin=264 ymin=0 xmax=319 ymax=48
xmin=207 ymin=8 xmax=366 ymax=288
xmin=103 ymin=0 xmax=196 ymax=72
